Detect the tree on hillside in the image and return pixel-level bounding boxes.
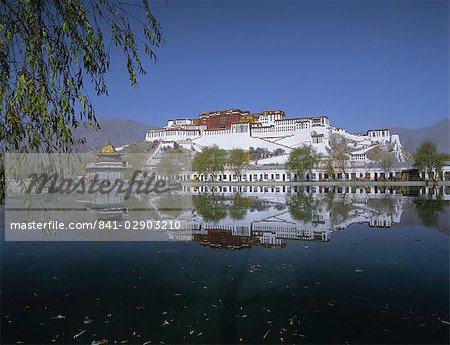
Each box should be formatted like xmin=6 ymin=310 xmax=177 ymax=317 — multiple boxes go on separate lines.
xmin=326 ymin=133 xmax=352 ymax=176
xmin=249 ymin=147 xmax=269 ymax=160
xmin=156 ymin=153 xmax=183 ymax=180
xmin=1 ymin=0 xmax=163 ymax=199
xmin=274 ymin=148 xmax=285 ymax=156
xmin=286 ymin=146 xmax=320 ymax=180
xmin=192 ymin=145 xmax=228 ymax=181
xmin=325 ymin=159 xmax=335 ymax=180
xmin=367 ymin=145 xmax=397 ymax=178
xmin=228 ymin=149 xmax=249 ymax=181
xmin=414 ymin=141 xmax=445 ymax=180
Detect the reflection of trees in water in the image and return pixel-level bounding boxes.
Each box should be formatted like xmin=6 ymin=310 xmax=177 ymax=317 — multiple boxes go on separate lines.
xmin=193 ymin=194 xmax=269 ymax=222
xmin=249 ymin=199 xmax=269 ymax=212
xmin=118 ymin=193 xmax=193 ymax=220
xmin=155 ymin=193 xmax=191 ymax=218
xmin=195 ymin=190 xmax=450 ymax=232
xmin=286 ymin=192 xmax=319 ymax=222
xmin=124 ymin=195 xmax=159 ymax=221
xmin=274 ymin=203 xmax=286 ymax=211
xmin=228 ymin=196 xmax=252 ymax=220
xmin=193 ymin=194 xmax=228 ymax=222
xmin=323 ymin=192 xmax=355 ymax=225
xmin=365 ymin=197 xmax=396 ymax=214
xmin=414 ymin=193 xmax=447 ymax=228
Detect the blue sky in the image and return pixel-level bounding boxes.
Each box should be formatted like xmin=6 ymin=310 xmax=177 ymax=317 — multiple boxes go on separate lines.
xmin=92 ymin=0 xmax=449 ymax=132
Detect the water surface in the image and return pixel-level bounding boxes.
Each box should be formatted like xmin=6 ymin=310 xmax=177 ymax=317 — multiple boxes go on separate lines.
xmin=2 ymin=188 xmax=449 ymax=344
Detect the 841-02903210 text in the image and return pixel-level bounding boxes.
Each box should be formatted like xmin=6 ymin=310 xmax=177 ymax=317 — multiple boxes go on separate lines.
xmin=95 ymin=220 xmax=183 ymax=230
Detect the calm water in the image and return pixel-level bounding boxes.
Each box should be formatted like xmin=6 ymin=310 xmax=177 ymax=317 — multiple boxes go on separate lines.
xmin=1 ymin=188 xmax=449 ymax=344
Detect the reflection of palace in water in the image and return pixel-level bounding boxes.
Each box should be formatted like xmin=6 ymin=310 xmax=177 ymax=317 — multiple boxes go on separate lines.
xmin=85 ymin=141 xmax=129 ymax=220
xmin=190 ymin=184 xmax=450 ymax=200
xmin=162 ymin=185 xmax=448 ymax=249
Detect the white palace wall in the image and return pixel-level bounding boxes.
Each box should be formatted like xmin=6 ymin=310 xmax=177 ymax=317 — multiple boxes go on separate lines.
xmin=145 ymin=113 xmax=406 ymax=164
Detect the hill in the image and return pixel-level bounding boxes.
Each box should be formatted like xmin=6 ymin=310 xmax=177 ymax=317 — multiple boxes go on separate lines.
xmin=391 ymin=119 xmax=449 ymax=154
xmin=73 ymin=118 xmax=154 ymax=152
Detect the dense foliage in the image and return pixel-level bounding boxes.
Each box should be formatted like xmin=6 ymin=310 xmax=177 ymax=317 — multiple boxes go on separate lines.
xmin=1 ymin=0 xmax=162 ymax=154
xmin=228 ymin=148 xmax=249 ymax=181
xmin=192 ymin=145 xmax=228 ymax=180
xmin=286 ymin=146 xmax=320 ymax=180
xmin=414 ymin=141 xmax=446 ymax=180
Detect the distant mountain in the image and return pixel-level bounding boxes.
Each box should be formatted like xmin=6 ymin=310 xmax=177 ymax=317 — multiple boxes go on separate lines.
xmin=391 ymin=119 xmax=450 ymax=154
xmin=73 ymin=118 xmax=154 ymax=152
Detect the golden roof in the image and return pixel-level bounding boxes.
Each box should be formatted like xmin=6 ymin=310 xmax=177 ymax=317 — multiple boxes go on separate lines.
xmin=100 ymin=140 xmax=117 ymax=153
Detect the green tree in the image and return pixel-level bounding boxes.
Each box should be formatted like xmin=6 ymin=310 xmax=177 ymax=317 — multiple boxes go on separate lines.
xmin=228 ymin=149 xmax=248 ymax=181
xmin=414 ymin=141 xmax=445 ymax=180
xmin=286 ymin=146 xmax=319 ymax=180
xmin=1 ymin=0 xmax=163 ymax=199
xmin=192 ymin=145 xmax=228 ymax=181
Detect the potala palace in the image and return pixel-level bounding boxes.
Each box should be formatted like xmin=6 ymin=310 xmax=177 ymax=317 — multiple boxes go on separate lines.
xmin=145 ymin=108 xmax=405 ymax=165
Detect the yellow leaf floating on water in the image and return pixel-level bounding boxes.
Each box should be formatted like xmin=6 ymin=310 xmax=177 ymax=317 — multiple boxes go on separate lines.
xmin=293 ymin=333 xmax=306 ymax=338
xmin=73 ymin=330 xmax=86 ymax=338
xmin=91 ymin=339 xmax=108 ymax=345
xmin=83 ymin=316 xmax=94 ymax=324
